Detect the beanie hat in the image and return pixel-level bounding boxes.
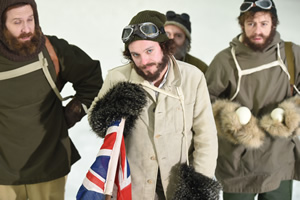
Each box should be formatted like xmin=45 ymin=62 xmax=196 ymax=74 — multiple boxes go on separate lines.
xmin=0 ymin=0 xmax=45 ymax=61
xmin=165 ymin=11 xmax=191 ymax=41
xmin=124 ymin=10 xmax=169 ymax=49
xmin=239 ymin=0 xmax=277 ymax=19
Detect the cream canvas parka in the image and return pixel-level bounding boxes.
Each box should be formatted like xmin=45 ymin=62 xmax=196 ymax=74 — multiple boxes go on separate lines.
xmin=90 ymin=56 xmax=218 ymax=199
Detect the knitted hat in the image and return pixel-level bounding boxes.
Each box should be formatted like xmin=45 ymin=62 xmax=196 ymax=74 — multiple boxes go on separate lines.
xmin=124 ymin=10 xmax=169 ymax=49
xmin=239 ymin=0 xmax=277 ymax=18
xmin=165 ymin=11 xmax=191 ymax=41
xmin=0 ymin=0 xmax=45 ymax=61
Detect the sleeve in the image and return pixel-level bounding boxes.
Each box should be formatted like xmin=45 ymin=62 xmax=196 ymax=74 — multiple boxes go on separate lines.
xmin=47 ymin=35 xmax=103 ymax=128
xmin=293 ymin=43 xmax=300 ymax=93
xmin=191 ymin=74 xmax=218 ymax=178
xmin=47 ymin=35 xmax=103 ymax=108
xmin=205 ymin=51 xmax=234 ymax=103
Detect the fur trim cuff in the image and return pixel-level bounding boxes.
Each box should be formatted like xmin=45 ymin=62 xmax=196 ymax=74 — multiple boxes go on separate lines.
xmin=88 ymin=82 xmax=147 ymax=137
xmin=172 ymin=164 xmax=222 ymax=200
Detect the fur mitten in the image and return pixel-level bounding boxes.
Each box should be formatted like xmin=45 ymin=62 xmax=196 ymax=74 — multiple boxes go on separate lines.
xmin=260 ymin=95 xmax=300 ymax=138
xmin=88 ymin=82 xmax=147 ymax=137
xmin=172 ymin=164 xmax=222 ymax=200
xmin=213 ymin=99 xmax=265 ymax=148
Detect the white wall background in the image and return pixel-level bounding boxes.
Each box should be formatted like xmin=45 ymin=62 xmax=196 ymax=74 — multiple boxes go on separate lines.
xmin=36 ymin=0 xmax=300 ymax=199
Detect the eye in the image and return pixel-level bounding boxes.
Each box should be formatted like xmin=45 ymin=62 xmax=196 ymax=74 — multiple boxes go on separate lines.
xmin=147 ymin=49 xmax=153 ymax=54
xmin=175 ymin=33 xmax=183 ymax=38
xmin=131 ymin=53 xmax=139 ymax=58
xmin=13 ymin=20 xmax=22 ymax=25
xmin=247 ymin=22 xmax=255 ymax=27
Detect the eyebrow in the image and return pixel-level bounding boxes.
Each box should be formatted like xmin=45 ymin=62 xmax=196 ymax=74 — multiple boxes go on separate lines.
xmin=144 ymin=46 xmax=154 ymax=51
xmin=12 ymin=14 xmax=34 ymax=20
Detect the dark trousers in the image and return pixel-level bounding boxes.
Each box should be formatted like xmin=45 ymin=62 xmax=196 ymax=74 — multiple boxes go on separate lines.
xmin=223 ymin=180 xmax=293 ymax=200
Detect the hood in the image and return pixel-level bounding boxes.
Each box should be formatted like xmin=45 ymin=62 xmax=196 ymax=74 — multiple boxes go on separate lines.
xmin=0 ymin=0 xmax=45 ymax=61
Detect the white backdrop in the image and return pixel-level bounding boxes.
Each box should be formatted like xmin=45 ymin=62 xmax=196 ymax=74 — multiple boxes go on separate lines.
xmin=36 ymin=0 xmax=300 ymax=199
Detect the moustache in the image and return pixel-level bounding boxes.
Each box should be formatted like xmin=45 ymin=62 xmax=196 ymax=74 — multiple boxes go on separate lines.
xmin=141 ymin=63 xmax=156 ymax=69
xmin=251 ymin=34 xmax=265 ymax=39
xmin=18 ymin=32 xmax=33 ymax=39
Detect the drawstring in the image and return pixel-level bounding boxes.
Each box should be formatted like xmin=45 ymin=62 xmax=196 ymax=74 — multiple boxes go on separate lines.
xmin=176 ymin=87 xmax=189 ymax=166
xmin=230 ymin=43 xmax=293 ymax=100
xmin=140 ymin=82 xmax=189 ymax=166
xmin=40 ymin=52 xmax=74 ymax=101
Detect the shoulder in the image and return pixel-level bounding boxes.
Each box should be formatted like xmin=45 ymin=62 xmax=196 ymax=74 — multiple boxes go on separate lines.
xmin=45 ymin=35 xmax=69 ymax=48
xmin=108 ymin=63 xmax=132 ymax=74
xmin=176 ymin=59 xmax=205 ymax=80
xmin=208 ymin=47 xmax=232 ymax=70
xmin=184 ymin=53 xmax=208 ymax=73
xmin=45 ymin=35 xmax=83 ymax=54
xmin=291 ymin=42 xmax=300 ymax=53
xmin=105 ymin=63 xmax=133 ymax=81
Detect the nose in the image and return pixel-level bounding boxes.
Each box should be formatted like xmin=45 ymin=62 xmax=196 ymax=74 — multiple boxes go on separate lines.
xmin=254 ymin=25 xmax=262 ymax=34
xmin=21 ymin=22 xmax=30 ymax=33
xmin=140 ymin=55 xmax=150 ymax=66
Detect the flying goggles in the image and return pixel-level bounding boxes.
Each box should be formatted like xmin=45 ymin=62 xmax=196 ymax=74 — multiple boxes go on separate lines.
xmin=240 ymin=0 xmax=273 ymax=13
xmin=121 ymin=22 xmax=165 ymax=43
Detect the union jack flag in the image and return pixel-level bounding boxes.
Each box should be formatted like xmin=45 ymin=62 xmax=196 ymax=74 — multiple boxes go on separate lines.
xmin=76 ymin=118 xmax=132 ymax=200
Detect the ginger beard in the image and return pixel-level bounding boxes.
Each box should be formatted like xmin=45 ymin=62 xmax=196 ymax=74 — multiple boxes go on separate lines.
xmin=242 ymin=27 xmax=276 ymax=52
xmin=3 ymin=27 xmax=42 ymax=56
xmin=133 ymin=54 xmax=169 ymax=82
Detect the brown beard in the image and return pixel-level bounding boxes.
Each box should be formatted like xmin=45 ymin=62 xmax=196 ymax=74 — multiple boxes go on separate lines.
xmin=243 ymin=27 xmax=276 ymax=52
xmin=3 ymin=27 xmax=42 ymax=56
xmin=133 ymin=54 xmax=169 ymax=82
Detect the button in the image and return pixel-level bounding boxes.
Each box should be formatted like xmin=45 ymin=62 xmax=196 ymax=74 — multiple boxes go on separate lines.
xmin=150 ymin=156 xmax=156 ymax=160
xmin=147 ymin=179 xmax=153 ymax=184
xmin=155 ymin=135 xmax=161 ymax=139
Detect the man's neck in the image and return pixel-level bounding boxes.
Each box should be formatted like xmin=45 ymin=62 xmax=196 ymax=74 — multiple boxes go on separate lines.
xmin=153 ymin=63 xmax=169 ymax=87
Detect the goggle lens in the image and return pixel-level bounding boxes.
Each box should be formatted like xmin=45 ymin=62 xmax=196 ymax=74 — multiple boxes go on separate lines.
xmin=240 ymin=0 xmax=272 ymax=13
xmin=140 ymin=23 xmax=159 ymax=37
xmin=121 ymin=22 xmax=160 ymax=43
xmin=122 ymin=28 xmax=133 ymax=42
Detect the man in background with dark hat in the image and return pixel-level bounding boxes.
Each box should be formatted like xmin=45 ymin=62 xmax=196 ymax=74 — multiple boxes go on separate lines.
xmin=205 ymin=0 xmax=300 ymax=199
xmin=164 ymin=10 xmax=208 ymax=73
xmin=89 ymin=10 xmax=218 ymax=200
xmin=0 ymin=0 xmax=103 ymax=199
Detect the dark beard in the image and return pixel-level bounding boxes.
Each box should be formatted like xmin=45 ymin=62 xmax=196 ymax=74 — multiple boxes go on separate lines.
xmin=173 ymin=39 xmax=190 ymax=60
xmin=3 ymin=27 xmax=42 ymax=56
xmin=133 ymin=55 xmax=169 ymax=82
xmin=243 ymin=28 xmax=276 ymax=52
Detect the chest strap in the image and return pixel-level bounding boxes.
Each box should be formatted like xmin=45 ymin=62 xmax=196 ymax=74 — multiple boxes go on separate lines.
xmin=230 ymin=43 xmax=290 ymax=101
xmin=0 ymin=51 xmax=72 ymax=101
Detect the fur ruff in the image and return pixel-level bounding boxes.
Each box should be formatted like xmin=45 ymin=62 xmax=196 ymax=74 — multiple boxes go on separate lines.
xmin=88 ymin=82 xmax=147 ymax=137
xmin=260 ymin=95 xmax=300 ymax=138
xmin=213 ymin=99 xmax=265 ymax=148
xmin=172 ymin=164 xmax=222 ymax=200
